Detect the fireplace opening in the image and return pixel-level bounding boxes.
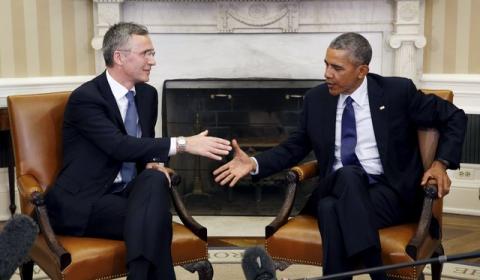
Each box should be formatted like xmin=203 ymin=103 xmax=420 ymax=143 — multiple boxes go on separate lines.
xmin=162 ymin=78 xmax=323 ymax=216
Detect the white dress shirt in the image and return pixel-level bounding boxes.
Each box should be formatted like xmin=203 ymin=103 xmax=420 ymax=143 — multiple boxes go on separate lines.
xmin=332 ymin=78 xmax=383 ymax=175
xmin=106 ymin=70 xmax=176 ymax=183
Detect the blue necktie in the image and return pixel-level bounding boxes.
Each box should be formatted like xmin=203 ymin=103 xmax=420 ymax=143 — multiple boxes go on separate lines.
xmin=341 ymin=96 xmax=361 ymax=166
xmin=120 ymin=91 xmax=139 ymax=184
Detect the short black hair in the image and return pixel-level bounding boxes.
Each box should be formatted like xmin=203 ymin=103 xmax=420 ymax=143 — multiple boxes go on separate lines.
xmin=329 ymin=32 xmax=372 ymax=66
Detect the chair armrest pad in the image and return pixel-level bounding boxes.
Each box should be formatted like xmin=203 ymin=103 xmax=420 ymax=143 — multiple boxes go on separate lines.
xmin=17 ymin=174 xmax=43 ymax=198
xmin=17 ymin=174 xmax=44 ymax=216
xmin=290 ymin=160 xmax=318 ymax=182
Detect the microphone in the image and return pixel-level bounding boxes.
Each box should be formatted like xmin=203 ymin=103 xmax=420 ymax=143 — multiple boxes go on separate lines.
xmin=242 ymin=246 xmax=277 ymax=280
xmin=295 ymin=250 xmax=480 ymax=280
xmin=0 ymin=214 xmax=39 ymax=280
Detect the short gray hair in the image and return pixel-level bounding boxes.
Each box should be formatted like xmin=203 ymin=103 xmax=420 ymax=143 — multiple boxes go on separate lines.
xmin=329 ymin=32 xmax=372 ymax=66
xmin=102 ymin=22 xmax=149 ymax=67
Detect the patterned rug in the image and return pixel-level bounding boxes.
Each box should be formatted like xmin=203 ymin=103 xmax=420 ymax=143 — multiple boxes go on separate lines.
xmin=10 ymin=249 xmax=480 ymax=279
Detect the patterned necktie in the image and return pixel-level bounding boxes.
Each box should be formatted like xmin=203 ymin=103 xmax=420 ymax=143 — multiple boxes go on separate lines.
xmin=120 ymin=91 xmax=139 ymax=184
xmin=341 ymin=96 xmax=361 ymax=166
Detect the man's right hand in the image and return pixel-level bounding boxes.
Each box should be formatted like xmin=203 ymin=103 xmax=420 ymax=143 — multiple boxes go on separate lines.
xmin=185 ymin=130 xmax=231 ymax=160
xmin=213 ymin=139 xmax=256 ymax=187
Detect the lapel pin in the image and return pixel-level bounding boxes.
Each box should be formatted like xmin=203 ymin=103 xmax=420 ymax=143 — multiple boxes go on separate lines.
xmin=379 ymin=105 xmax=385 ymax=110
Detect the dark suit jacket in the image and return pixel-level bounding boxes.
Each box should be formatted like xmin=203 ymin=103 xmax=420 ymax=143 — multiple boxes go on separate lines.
xmin=46 ymin=72 xmax=171 ymax=235
xmin=254 ymin=73 xmax=466 ymax=209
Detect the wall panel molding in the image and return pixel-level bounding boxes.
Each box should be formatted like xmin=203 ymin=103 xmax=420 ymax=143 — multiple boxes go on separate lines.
xmin=446 ymin=163 xmax=480 ymax=216
xmin=0 ymin=76 xmax=94 ymax=107
xmin=420 ymin=74 xmax=480 ymax=114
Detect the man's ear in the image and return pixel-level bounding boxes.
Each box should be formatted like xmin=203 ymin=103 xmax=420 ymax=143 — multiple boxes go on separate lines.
xmin=113 ymin=51 xmax=124 ymax=66
xmin=358 ymin=64 xmax=369 ymax=79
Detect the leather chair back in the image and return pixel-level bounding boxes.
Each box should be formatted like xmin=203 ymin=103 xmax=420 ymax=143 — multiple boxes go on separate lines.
xmin=8 ymin=92 xmax=70 ymax=216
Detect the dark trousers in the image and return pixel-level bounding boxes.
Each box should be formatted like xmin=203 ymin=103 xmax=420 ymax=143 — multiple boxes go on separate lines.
xmin=84 ymin=169 xmax=175 ymax=280
xmin=306 ymin=166 xmax=411 ymax=280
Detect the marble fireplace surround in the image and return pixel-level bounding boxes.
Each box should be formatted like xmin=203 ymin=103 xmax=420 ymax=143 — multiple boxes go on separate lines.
xmin=92 ymin=0 xmax=427 ymax=94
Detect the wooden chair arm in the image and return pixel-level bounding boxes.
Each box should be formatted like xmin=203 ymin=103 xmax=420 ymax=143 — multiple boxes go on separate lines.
xmin=266 ymin=171 xmax=298 ymax=238
xmin=290 ymin=160 xmax=319 ymax=182
xmin=266 ymin=161 xmax=320 ymax=238
xmin=16 ymin=174 xmax=72 ymax=270
xmin=169 ymin=173 xmax=207 ymax=242
xmin=30 ymin=191 xmax=72 ymax=270
xmin=406 ymin=183 xmax=441 ymax=259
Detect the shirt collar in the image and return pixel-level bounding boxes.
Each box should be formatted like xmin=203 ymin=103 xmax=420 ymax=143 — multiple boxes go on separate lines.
xmin=106 ymin=69 xmax=136 ymax=101
xmin=339 ymin=77 xmax=368 ymax=107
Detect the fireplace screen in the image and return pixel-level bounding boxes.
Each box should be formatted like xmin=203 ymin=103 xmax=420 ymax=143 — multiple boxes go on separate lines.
xmin=162 ymin=78 xmax=323 ymax=216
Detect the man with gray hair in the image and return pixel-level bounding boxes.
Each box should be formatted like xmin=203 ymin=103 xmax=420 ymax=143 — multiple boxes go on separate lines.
xmin=214 ymin=32 xmax=466 ymax=279
xmin=45 ymin=22 xmax=231 ymax=279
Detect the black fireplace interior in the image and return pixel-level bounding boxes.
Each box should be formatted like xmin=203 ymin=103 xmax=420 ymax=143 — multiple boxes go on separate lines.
xmin=162 ymin=78 xmax=323 ymax=216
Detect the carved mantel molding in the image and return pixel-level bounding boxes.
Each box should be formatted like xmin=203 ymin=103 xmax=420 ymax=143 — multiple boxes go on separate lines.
xmin=91 ymin=0 xmax=426 ymax=83
xmin=217 ymin=1 xmax=298 ymax=33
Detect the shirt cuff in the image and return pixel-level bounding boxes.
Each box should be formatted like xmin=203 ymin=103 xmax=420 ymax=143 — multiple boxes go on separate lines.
xmin=169 ymin=137 xmax=177 ymax=156
xmin=250 ymin=157 xmax=259 ymax=175
xmin=436 ymin=158 xmax=450 ymax=169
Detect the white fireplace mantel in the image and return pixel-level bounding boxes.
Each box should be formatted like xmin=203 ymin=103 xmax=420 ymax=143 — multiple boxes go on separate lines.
xmin=92 ymin=0 xmax=426 ymax=84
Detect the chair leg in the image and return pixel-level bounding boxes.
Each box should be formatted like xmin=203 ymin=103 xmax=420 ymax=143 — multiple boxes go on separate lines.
xmin=182 ymin=260 xmax=214 ymax=280
xmin=273 ymin=259 xmax=292 ymax=271
xmin=430 ymin=245 xmax=445 ymax=280
xmin=20 ymin=260 xmax=34 ymax=280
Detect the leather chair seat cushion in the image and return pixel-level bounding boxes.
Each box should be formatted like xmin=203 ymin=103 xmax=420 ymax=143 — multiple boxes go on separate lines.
xmin=31 ymin=222 xmax=206 ymax=280
xmin=266 ymin=216 xmax=422 ymax=279
xmin=31 ymin=234 xmax=127 ymax=280
xmin=266 ymin=215 xmax=323 ymax=266
xmin=171 ymin=222 xmax=208 ymax=265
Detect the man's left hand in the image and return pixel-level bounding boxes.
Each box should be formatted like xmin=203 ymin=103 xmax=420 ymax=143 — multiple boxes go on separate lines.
xmin=421 ymin=160 xmax=451 ymax=198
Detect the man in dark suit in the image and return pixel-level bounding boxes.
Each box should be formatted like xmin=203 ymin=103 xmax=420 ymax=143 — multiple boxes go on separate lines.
xmin=45 ymin=22 xmax=231 ymax=280
xmin=213 ymin=32 xmax=466 ymax=279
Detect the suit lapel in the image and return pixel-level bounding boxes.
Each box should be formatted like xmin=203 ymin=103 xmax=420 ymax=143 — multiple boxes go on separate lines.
xmin=367 ymin=75 xmax=388 ymax=163
xmin=323 ymin=92 xmax=338 ymax=172
xmin=98 ymin=72 xmax=125 ymax=132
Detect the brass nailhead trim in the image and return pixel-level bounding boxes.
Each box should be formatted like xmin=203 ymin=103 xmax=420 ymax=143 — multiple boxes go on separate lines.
xmin=267 ymin=240 xmax=419 ymax=279
xmin=94 ymin=273 xmax=128 ymax=280
xmin=386 ymin=268 xmax=417 ymax=280
xmin=265 ymin=239 xmax=322 ymax=266
xmin=63 ymin=244 xmax=208 ymax=280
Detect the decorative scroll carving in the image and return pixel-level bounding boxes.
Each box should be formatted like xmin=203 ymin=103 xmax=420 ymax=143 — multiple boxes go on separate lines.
xmin=89 ymin=0 xmax=424 ymax=83
xmin=217 ymin=1 xmax=299 ymax=33
xmin=389 ymin=35 xmax=426 ymax=49
xmin=396 ymin=0 xmax=419 ymax=23
xmin=390 ymin=0 xmax=425 ymax=81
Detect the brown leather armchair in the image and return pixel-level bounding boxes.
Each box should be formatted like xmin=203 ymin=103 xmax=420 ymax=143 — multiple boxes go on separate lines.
xmin=265 ymin=89 xmax=453 ymax=280
xmin=8 ymin=92 xmax=213 ymax=280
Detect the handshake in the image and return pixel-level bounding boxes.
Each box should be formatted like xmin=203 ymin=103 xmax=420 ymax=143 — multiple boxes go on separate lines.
xmin=182 ymin=131 xmax=256 ymax=188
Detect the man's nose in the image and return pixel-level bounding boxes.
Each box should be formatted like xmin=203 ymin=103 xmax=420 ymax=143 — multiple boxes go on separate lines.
xmin=324 ymin=68 xmax=332 ymax=79
xmin=148 ymin=57 xmax=156 ymax=66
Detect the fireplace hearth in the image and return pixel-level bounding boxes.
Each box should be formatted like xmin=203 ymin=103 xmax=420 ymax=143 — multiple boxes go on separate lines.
xmin=163 ymin=78 xmax=322 ymax=215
